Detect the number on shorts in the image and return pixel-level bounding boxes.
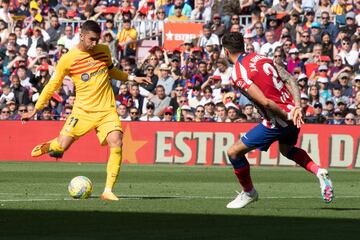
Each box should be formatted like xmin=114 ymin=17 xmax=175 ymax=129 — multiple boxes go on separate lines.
xmin=68 ymin=117 xmax=79 ymax=128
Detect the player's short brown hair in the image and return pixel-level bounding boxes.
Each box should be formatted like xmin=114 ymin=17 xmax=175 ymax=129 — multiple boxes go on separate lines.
xmin=222 ymin=32 xmax=245 ymax=54
xmin=81 ymin=20 xmax=101 ymax=35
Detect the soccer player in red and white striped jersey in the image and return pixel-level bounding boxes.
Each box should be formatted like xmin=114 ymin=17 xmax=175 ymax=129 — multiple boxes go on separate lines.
xmin=222 ymin=32 xmax=334 ymax=208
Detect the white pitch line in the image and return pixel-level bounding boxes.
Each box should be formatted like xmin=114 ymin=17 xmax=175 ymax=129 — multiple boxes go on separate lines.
xmin=120 ymin=194 xmax=360 ymax=200
xmin=0 ymin=198 xmax=71 ymax=202
xmin=1 ymin=195 xmax=360 ymax=202
xmin=0 ymin=193 xmax=63 ymax=196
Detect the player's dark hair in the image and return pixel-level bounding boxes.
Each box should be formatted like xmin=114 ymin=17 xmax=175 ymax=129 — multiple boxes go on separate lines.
xmin=222 ymin=32 xmax=245 ymax=54
xmin=81 ymin=20 xmax=101 ymax=34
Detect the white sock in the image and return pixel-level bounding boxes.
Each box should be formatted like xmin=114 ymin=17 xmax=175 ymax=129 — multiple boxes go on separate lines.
xmin=104 ymin=188 xmax=112 ymax=193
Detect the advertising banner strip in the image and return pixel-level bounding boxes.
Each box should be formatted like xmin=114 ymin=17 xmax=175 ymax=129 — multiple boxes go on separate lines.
xmin=0 ymin=121 xmax=359 ymax=168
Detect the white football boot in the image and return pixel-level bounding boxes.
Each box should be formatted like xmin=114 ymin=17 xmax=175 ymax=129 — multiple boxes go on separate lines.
xmin=317 ymin=168 xmax=334 ymax=203
xmin=226 ymin=189 xmax=259 ymax=209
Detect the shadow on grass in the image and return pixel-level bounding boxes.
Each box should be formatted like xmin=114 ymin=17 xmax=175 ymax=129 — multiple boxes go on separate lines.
xmin=89 ymin=195 xmax=183 ymax=200
xmin=320 ymin=207 xmax=360 ymax=211
xmin=1 ymin=210 xmax=360 ymax=240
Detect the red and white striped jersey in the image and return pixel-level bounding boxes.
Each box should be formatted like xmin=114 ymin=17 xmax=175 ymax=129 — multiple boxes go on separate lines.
xmin=231 ymin=53 xmax=295 ymax=127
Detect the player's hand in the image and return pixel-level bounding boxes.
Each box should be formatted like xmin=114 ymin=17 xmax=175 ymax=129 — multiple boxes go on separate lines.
xmin=290 ymin=107 xmax=303 ymax=128
xmin=21 ymin=109 xmax=37 ymax=123
xmin=134 ymin=76 xmax=152 ymax=85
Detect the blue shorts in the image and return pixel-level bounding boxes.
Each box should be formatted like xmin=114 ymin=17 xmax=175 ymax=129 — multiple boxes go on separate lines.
xmin=241 ymin=123 xmax=300 ymax=151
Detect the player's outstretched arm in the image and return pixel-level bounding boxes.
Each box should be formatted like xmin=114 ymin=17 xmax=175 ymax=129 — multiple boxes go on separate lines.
xmin=108 ymin=66 xmax=152 ymax=85
xmin=133 ymin=76 xmax=152 ymax=85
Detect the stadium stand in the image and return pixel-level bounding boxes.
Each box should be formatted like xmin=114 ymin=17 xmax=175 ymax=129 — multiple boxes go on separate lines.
xmin=0 ymin=0 xmax=359 ymax=125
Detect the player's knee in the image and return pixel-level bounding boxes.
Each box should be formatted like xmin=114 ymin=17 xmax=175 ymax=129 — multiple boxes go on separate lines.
xmin=107 ymin=131 xmax=122 ymax=147
xmin=227 ymin=147 xmax=237 ymax=159
xmin=108 ymin=137 xmax=122 ymax=148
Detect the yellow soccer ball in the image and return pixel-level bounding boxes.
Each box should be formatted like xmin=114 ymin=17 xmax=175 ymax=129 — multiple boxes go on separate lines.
xmin=68 ymin=176 xmax=93 ymax=199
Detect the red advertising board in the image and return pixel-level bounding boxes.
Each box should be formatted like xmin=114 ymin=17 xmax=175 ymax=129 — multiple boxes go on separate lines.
xmin=163 ymin=22 xmax=204 ymax=50
xmin=0 ymin=121 xmax=359 ymax=168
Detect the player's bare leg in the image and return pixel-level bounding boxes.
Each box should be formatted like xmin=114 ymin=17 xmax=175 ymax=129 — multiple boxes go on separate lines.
xmin=101 ymin=130 xmax=123 ymax=201
xmin=31 ymin=135 xmax=74 ymax=158
xmin=280 ymin=144 xmax=334 ymax=203
xmin=226 ymin=140 xmax=258 ymax=209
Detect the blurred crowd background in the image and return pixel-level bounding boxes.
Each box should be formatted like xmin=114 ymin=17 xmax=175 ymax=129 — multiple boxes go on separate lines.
xmin=0 ymin=0 xmax=359 ymax=125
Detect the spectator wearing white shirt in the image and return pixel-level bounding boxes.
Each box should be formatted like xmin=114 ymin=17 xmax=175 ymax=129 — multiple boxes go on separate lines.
xmin=260 ymin=30 xmax=282 ymax=58
xmin=188 ymin=85 xmax=203 ymax=109
xmin=0 ymin=0 xmax=12 ymax=23
xmin=337 ymin=37 xmax=358 ymax=66
xmin=201 ymin=75 xmax=222 ymax=103
xmin=14 ymin=25 xmax=30 ymax=47
xmin=0 ymin=85 xmax=14 ymax=106
xmin=212 ymin=58 xmax=232 ymax=87
xmin=215 ymin=103 xmax=230 ymax=122
xmin=27 ymin=26 xmax=50 ymax=58
xmin=59 ymin=25 xmax=79 ymax=51
xmin=140 ymin=101 xmax=161 ymax=121
xmin=0 ymin=19 xmax=10 ymax=45
xmin=243 ymin=32 xmax=260 ymax=54
xmin=16 ymin=66 xmax=32 ymax=89
xmin=198 ymin=23 xmax=220 ymax=48
xmin=117 ymin=104 xmax=131 ymax=121
xmin=199 ymin=86 xmax=214 ymax=106
xmin=156 ymin=64 xmax=175 ymax=96
xmin=190 ymin=0 xmax=211 ymax=22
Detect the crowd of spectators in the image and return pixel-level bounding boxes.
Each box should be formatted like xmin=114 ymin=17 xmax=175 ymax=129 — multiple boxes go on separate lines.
xmin=0 ymin=0 xmax=360 ymax=125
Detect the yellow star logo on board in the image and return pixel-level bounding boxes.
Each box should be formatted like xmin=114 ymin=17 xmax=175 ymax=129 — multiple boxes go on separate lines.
xmin=122 ymin=124 xmax=147 ymax=163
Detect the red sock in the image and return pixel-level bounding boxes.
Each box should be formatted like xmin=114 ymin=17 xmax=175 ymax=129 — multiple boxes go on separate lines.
xmin=234 ymin=164 xmax=254 ymax=192
xmin=287 ymin=147 xmax=319 ymax=175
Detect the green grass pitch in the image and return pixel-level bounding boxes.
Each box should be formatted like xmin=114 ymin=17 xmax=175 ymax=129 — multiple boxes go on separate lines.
xmin=0 ymin=162 xmax=360 ymax=239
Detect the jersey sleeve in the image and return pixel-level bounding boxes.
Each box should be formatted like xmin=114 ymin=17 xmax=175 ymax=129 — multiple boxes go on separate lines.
xmin=231 ymin=61 xmax=253 ymax=91
xmin=104 ymin=45 xmax=128 ymax=82
xmin=34 ymin=55 xmax=70 ymax=110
